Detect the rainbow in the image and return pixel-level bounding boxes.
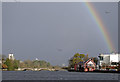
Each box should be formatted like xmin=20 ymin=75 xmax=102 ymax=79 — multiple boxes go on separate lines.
xmin=84 ymin=1 xmax=116 ymax=53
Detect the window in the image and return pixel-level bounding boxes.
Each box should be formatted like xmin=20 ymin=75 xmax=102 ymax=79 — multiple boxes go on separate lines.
xmin=89 ymin=64 xmax=93 ymax=66
xmin=99 ymin=56 xmax=103 ymax=60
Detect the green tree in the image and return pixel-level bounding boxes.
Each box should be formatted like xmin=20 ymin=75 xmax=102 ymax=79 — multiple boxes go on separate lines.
xmin=47 ymin=62 xmax=50 ymax=67
xmin=23 ymin=60 xmax=52 ymax=68
xmin=72 ymin=53 xmax=85 ymax=64
xmin=14 ymin=59 xmax=20 ymax=69
xmin=33 ymin=60 xmax=40 ymax=68
xmin=4 ymin=58 xmax=14 ymax=71
xmin=4 ymin=58 xmax=20 ymax=71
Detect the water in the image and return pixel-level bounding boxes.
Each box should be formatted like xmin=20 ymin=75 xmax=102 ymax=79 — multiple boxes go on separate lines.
xmin=2 ymin=70 xmax=119 ymax=80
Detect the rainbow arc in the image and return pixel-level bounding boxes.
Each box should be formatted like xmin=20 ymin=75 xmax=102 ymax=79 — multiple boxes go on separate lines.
xmin=84 ymin=1 xmax=116 ymax=52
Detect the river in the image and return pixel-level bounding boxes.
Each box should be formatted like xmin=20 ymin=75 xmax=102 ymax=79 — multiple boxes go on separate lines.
xmin=2 ymin=70 xmax=120 ymax=80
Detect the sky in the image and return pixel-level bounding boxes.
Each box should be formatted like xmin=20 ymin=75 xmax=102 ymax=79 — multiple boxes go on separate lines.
xmin=2 ymin=2 xmax=118 ymax=66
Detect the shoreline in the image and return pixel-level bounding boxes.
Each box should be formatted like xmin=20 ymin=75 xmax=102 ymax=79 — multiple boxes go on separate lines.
xmin=2 ymin=69 xmax=120 ymax=74
xmin=68 ymin=70 xmax=120 ymax=73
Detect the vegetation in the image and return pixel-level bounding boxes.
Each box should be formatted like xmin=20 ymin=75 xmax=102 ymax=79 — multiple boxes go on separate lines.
xmin=68 ymin=53 xmax=99 ymax=69
xmin=0 ymin=54 xmax=7 ymax=69
xmin=20 ymin=60 xmax=52 ymax=68
xmin=4 ymin=58 xmax=19 ymax=71
xmin=68 ymin=53 xmax=89 ymax=69
xmin=83 ymin=54 xmax=89 ymax=61
xmin=72 ymin=53 xmax=85 ymax=64
xmin=0 ymin=54 xmax=52 ymax=71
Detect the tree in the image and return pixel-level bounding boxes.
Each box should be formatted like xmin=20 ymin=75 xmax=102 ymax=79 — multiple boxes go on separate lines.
xmin=68 ymin=53 xmax=87 ymax=70
xmin=19 ymin=62 xmax=26 ymax=68
xmin=24 ymin=60 xmax=33 ymax=68
xmin=83 ymin=54 xmax=89 ymax=61
xmin=47 ymin=62 xmax=50 ymax=67
xmin=4 ymin=58 xmax=14 ymax=71
xmin=13 ymin=59 xmax=20 ymax=69
xmin=92 ymin=57 xmax=98 ymax=65
xmin=33 ymin=60 xmax=40 ymax=68
xmin=23 ymin=60 xmax=51 ymax=68
xmin=4 ymin=58 xmax=20 ymax=71
xmin=72 ymin=53 xmax=85 ymax=64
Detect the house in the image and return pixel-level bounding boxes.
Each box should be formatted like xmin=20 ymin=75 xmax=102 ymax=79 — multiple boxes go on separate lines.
xmin=84 ymin=58 xmax=96 ymax=71
xmin=98 ymin=53 xmax=120 ymax=70
xmin=76 ymin=58 xmax=96 ymax=72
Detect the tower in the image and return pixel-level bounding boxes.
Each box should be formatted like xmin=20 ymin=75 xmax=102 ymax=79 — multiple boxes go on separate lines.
xmin=8 ymin=53 xmax=15 ymax=60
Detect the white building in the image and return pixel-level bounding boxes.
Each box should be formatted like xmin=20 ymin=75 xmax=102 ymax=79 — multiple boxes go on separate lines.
xmin=35 ymin=58 xmax=38 ymax=61
xmin=8 ymin=53 xmax=15 ymax=60
xmin=98 ymin=53 xmax=120 ymax=66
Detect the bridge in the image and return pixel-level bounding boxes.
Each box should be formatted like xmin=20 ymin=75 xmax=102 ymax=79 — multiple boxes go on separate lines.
xmin=17 ymin=68 xmax=56 ymax=71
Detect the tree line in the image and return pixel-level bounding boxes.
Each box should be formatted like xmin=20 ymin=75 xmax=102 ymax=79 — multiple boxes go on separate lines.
xmin=0 ymin=55 xmax=52 ymax=71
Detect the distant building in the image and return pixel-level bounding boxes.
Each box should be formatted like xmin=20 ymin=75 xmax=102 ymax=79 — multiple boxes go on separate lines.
xmin=35 ymin=58 xmax=38 ymax=61
xmin=8 ymin=53 xmax=15 ymax=60
xmin=98 ymin=53 xmax=120 ymax=69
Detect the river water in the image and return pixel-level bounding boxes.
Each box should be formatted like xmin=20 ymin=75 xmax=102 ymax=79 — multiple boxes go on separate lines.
xmin=2 ymin=71 xmax=120 ymax=80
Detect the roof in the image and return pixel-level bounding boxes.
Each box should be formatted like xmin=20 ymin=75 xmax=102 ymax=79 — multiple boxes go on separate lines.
xmin=84 ymin=58 xmax=92 ymax=63
xmin=77 ymin=58 xmax=93 ymax=65
xmin=84 ymin=58 xmax=96 ymax=66
xmin=99 ymin=53 xmax=120 ymax=55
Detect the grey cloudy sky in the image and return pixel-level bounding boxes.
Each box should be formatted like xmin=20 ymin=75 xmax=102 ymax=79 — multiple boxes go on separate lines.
xmin=2 ymin=2 xmax=118 ymax=66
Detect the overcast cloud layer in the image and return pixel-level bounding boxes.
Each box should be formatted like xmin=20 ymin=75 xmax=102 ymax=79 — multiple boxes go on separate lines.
xmin=2 ymin=2 xmax=118 ymax=66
